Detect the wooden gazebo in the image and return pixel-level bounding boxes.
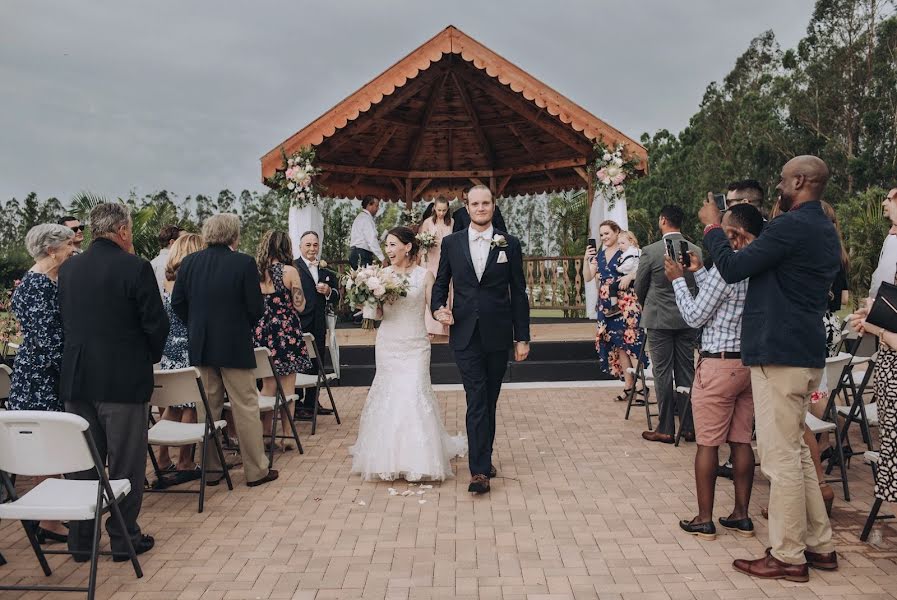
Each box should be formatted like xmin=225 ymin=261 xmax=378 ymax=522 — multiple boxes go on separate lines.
xmin=262 ymin=25 xmax=646 ymax=205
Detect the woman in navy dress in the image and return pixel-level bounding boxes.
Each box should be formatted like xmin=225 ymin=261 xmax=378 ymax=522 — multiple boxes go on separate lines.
xmin=156 ymin=233 xmax=204 ymax=478
xmin=254 ymin=231 xmax=311 ymax=449
xmin=585 ymin=220 xmax=647 ymax=399
xmin=8 ymin=223 xmax=76 ymax=543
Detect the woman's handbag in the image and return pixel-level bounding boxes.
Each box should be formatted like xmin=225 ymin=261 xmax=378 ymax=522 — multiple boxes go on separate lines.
xmin=865 ymin=280 xmax=897 ymax=334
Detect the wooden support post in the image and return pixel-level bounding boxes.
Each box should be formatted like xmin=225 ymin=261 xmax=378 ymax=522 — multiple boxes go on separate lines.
xmin=489 ymin=175 xmax=496 ymax=196
xmin=405 ymin=178 xmax=413 ymax=209
xmin=587 ymin=168 xmax=595 ymax=211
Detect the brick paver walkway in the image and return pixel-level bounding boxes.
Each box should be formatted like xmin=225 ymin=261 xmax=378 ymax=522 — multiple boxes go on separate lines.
xmin=2 ymin=386 xmax=896 ymax=599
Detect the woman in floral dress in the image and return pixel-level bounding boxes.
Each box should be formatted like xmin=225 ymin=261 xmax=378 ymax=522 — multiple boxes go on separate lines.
xmin=584 ymin=220 xmax=647 ymax=399
xmin=418 ymin=197 xmax=454 ymax=339
xmin=156 ymin=233 xmax=204 ymax=478
xmin=254 ymin=231 xmax=311 ymax=449
xmin=8 ymin=223 xmax=76 ymax=543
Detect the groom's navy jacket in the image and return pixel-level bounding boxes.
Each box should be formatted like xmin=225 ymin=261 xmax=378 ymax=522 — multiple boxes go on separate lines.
xmin=431 ymin=229 xmax=530 ymax=352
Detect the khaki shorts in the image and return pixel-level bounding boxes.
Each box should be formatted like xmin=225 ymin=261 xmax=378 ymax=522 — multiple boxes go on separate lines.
xmin=691 ymin=358 xmax=754 ymax=446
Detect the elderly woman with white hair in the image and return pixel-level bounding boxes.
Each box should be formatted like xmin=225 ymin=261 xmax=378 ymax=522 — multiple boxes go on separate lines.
xmin=7 ymin=222 xmax=76 ymax=543
xmin=8 ymin=223 xmax=76 ymax=412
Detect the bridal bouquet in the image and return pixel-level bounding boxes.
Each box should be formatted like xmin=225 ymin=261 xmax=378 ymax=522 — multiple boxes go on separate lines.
xmin=343 ymin=266 xmax=410 ymax=329
xmin=415 ymin=231 xmax=437 ymax=262
xmin=592 ymin=141 xmax=640 ymax=209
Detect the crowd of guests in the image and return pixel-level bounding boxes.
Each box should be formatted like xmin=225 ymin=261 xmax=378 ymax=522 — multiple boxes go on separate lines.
xmin=588 ymin=157 xmax=896 ymax=581
xmin=4 ymin=204 xmax=341 ymax=561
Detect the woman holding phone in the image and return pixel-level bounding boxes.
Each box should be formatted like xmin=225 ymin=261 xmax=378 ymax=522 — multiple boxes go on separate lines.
xmin=584 ymin=220 xmax=648 ymax=399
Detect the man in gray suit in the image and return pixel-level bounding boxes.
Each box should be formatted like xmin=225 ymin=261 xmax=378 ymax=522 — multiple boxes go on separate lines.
xmin=634 ymin=205 xmax=701 ymax=443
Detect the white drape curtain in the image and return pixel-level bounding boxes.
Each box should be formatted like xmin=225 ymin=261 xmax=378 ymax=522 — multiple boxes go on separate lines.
xmin=585 ymin=190 xmax=628 ymax=319
xmin=288 ymin=205 xmax=324 ymax=260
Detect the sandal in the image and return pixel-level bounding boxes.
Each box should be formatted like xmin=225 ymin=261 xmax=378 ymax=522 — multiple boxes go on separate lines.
xmin=615 ymin=388 xmax=633 ymax=402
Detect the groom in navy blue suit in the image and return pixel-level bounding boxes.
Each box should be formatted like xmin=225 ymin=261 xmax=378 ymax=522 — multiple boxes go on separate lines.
xmin=431 ymin=185 xmax=530 ymax=494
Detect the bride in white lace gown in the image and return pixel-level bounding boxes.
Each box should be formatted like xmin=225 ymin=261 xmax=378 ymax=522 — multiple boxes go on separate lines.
xmin=350 ymin=228 xmax=467 ymax=481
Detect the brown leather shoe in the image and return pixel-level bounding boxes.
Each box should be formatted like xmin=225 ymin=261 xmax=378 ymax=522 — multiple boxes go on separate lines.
xmin=468 ymin=474 xmax=490 ymax=494
xmin=642 ymin=430 xmax=674 ymax=444
xmin=804 ymin=550 xmax=838 ymax=571
xmin=682 ymin=431 xmax=696 ymax=442
xmin=247 ymin=469 xmax=279 ymax=487
xmin=733 ymin=554 xmax=809 ymax=582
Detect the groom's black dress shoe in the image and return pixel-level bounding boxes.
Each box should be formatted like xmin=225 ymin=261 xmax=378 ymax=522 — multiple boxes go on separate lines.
xmin=315 ymin=404 xmax=335 ymax=416
xmin=488 ymin=465 xmax=497 ymax=479
xmin=468 ymin=474 xmax=490 ymax=494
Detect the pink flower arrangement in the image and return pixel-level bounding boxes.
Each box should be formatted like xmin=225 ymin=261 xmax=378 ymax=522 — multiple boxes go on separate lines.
xmin=591 ymin=141 xmax=640 ymax=209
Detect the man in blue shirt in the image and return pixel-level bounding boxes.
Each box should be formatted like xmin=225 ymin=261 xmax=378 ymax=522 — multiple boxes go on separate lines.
xmin=699 ymin=156 xmax=841 ymax=582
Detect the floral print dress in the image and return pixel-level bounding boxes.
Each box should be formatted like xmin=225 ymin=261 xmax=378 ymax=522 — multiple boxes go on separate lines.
xmin=254 ymin=262 xmax=311 ymax=377
xmin=160 ymin=289 xmax=194 ymax=408
xmin=594 ymin=249 xmax=648 ymax=379
xmin=8 ymin=271 xmax=64 ymax=411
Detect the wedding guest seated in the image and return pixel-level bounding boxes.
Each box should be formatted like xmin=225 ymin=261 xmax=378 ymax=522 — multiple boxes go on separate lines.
xmin=156 ymin=233 xmax=204 ymax=481
xmin=151 ymin=224 xmax=184 ymax=292
xmin=7 ymin=223 xmax=76 ymax=543
xmin=293 ymin=230 xmax=340 ymax=420
xmin=667 ymin=204 xmax=761 ymax=541
xmin=254 ymin=230 xmax=310 ymax=444
xmin=59 ymin=202 xmax=169 ymax=561
xmin=172 ymin=213 xmax=277 ymax=487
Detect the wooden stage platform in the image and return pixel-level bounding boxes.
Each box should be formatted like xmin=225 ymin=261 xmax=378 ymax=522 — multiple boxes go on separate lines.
xmin=334 ymin=321 xmax=596 ymax=347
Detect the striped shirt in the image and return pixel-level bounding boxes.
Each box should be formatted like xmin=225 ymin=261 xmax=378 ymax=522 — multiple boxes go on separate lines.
xmin=672 ymin=267 xmax=747 ymax=353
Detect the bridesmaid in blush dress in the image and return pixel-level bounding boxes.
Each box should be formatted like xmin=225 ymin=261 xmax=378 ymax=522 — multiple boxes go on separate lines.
xmin=418 ymin=197 xmax=454 ymax=339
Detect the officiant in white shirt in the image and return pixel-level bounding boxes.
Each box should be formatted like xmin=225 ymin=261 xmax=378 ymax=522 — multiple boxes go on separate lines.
xmin=293 ymin=230 xmax=340 ymax=420
xmin=349 ymin=196 xmax=385 ymax=269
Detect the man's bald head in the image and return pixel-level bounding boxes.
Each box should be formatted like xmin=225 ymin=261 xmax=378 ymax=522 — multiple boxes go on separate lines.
xmin=776 ymin=155 xmax=830 ymax=212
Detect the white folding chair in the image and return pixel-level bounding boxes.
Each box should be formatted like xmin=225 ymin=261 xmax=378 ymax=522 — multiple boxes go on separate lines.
xmin=809 ymin=352 xmax=854 ymax=500
xmin=248 ymin=347 xmax=304 ymax=465
xmin=624 ymin=343 xmax=657 ymax=429
xmin=0 ymin=363 xmax=11 ymax=409
xmin=0 ymin=411 xmax=142 ymax=599
xmin=297 ymin=333 xmax=341 ymax=435
xmin=860 ymin=451 xmax=894 ymax=541
xmin=146 ymin=368 xmax=233 ymax=512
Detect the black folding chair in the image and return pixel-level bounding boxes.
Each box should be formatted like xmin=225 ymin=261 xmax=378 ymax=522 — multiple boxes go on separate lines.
xmin=297 ymin=333 xmax=341 ymax=435
xmin=624 ymin=343 xmax=657 ymax=430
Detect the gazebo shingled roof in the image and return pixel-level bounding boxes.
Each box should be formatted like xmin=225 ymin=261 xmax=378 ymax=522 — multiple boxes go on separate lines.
xmin=261 ymin=25 xmax=647 ymax=204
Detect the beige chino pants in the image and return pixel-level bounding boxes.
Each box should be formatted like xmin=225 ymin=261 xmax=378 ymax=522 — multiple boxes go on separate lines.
xmin=197 ymin=366 xmax=269 ymax=484
xmin=751 ymin=365 xmax=834 ymax=564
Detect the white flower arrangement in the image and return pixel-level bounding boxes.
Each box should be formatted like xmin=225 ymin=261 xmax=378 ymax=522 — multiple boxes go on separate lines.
xmin=343 ymin=265 xmax=410 ymax=329
xmin=490 ymin=234 xmax=508 ymax=249
xmin=592 ymin=141 xmax=640 ymax=209
xmin=267 ymin=146 xmax=323 ymax=209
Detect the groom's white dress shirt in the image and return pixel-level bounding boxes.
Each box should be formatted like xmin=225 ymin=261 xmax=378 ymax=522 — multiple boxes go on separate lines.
xmin=468 ymin=225 xmax=493 ymax=281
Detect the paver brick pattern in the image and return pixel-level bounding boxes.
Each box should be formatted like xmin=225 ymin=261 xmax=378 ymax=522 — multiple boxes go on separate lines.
xmin=1 ymin=386 xmax=895 ymax=599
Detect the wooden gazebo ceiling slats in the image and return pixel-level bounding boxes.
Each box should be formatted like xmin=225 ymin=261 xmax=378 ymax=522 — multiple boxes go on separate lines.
xmin=262 ymin=26 xmax=647 ymax=201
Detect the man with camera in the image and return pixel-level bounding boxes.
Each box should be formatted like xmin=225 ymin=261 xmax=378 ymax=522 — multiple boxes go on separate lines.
xmin=634 ymin=205 xmax=701 ymax=443
xmin=700 ymin=156 xmax=840 ymax=581
xmin=666 ymin=204 xmax=762 ymax=542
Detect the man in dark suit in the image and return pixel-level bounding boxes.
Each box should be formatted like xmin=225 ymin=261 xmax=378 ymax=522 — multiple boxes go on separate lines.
xmin=59 ymin=202 xmax=169 ymax=561
xmin=293 ymin=230 xmax=340 ymax=420
xmin=432 ymin=185 xmax=530 ymax=494
xmin=452 ymin=197 xmax=508 ymax=233
xmin=634 ymin=205 xmax=702 ymax=444
xmin=172 ymin=213 xmax=277 ymax=488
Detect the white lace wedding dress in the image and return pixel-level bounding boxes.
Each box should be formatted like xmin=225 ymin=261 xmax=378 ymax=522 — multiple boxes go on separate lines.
xmin=349 ymin=266 xmax=467 ymax=481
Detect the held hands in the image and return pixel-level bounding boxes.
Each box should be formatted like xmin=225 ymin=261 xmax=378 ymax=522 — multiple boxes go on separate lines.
xmin=434 ymin=305 xmax=454 ymax=325
xmin=699 ymin=192 xmax=723 ymax=227
xmin=514 ymin=341 xmax=530 ymax=362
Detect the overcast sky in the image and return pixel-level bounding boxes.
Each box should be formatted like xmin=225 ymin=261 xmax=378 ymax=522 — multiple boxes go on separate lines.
xmin=0 ymin=0 xmax=817 ymax=203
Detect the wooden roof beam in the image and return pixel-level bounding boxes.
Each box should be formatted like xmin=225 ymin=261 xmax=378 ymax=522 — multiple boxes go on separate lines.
xmin=406 ymin=71 xmax=450 ymax=169
xmin=453 ymin=67 xmax=592 ymax=156
xmin=316 ymin=157 xmax=584 ymax=179
xmin=450 ymin=72 xmax=493 ymax=164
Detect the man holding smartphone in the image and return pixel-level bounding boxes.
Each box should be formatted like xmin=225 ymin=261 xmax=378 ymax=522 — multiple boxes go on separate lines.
xmin=633 ymin=205 xmax=701 ymax=443
xmin=665 ymin=204 xmax=762 ymax=542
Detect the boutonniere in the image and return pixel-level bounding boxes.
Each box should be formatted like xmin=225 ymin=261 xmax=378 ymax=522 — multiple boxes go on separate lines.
xmin=318 ymin=259 xmax=328 ymax=269
xmin=490 ymin=234 xmax=508 ymax=249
